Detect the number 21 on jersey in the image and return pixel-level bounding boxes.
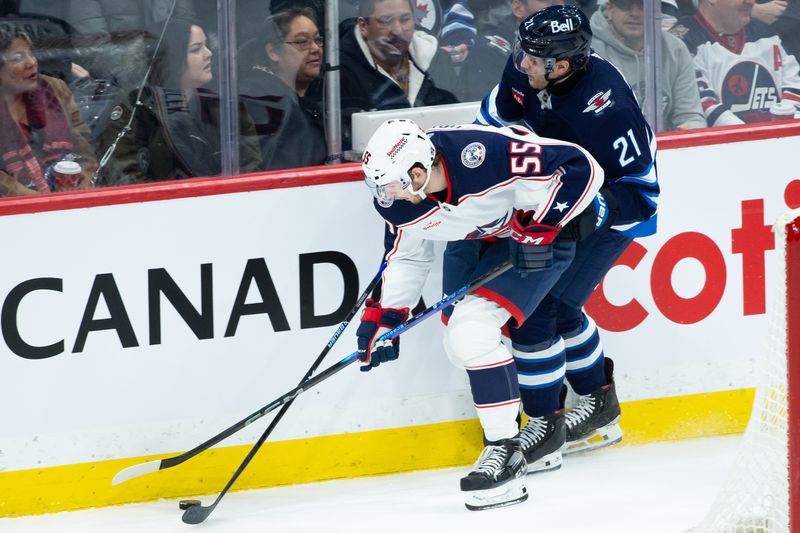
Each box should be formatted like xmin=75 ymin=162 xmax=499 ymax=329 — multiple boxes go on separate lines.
xmin=612 ymin=129 xmax=642 ymax=167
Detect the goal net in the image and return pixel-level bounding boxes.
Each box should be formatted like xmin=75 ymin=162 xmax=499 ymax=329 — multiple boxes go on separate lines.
xmin=692 ymin=209 xmax=800 ymax=533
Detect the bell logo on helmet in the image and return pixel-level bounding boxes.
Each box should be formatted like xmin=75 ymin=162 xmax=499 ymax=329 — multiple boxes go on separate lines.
xmin=550 ymin=18 xmax=574 ymax=33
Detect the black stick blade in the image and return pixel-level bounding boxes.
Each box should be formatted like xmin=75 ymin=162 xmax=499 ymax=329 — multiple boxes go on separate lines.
xmin=181 ymin=502 xmax=215 ymax=524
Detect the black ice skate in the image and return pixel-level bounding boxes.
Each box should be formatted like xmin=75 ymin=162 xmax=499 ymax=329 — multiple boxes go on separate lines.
xmin=563 ymin=358 xmax=622 ymax=455
xmin=460 ymin=438 xmax=528 ymax=511
xmin=518 ymin=409 xmax=566 ymax=474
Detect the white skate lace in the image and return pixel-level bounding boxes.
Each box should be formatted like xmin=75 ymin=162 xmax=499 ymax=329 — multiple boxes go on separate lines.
xmin=518 ymin=417 xmax=547 ymax=450
xmin=473 ymin=445 xmax=509 ymax=475
xmin=566 ymin=396 xmax=596 ymax=428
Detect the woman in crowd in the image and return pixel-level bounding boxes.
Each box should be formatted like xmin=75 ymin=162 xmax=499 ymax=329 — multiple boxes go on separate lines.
xmin=99 ymin=18 xmax=261 ymax=184
xmin=0 ymin=32 xmax=98 ymax=196
xmin=238 ymin=6 xmax=327 ymax=170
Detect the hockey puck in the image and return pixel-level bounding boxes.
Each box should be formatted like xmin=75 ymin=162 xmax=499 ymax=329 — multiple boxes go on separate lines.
xmin=179 ymin=499 xmax=201 ymax=510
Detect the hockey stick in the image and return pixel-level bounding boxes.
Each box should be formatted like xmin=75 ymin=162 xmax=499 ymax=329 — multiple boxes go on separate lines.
xmin=180 ymin=259 xmax=514 ymax=525
xmin=112 ymin=262 xmax=387 ymax=487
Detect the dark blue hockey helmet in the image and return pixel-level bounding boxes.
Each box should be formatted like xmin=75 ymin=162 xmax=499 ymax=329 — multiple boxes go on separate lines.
xmin=514 ymin=5 xmax=592 ymax=76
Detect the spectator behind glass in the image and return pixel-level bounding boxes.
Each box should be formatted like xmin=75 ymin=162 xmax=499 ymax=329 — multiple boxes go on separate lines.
xmin=97 ymin=19 xmax=261 ymax=185
xmin=0 ymin=32 xmax=98 ymax=196
xmin=590 ymin=0 xmax=706 ymax=131
xmin=670 ymin=0 xmax=800 ymax=125
xmin=339 ymin=0 xmax=459 ymax=150
xmin=750 ymin=0 xmax=800 ymax=65
xmin=452 ymin=0 xmax=564 ymax=102
xmin=238 ymin=7 xmax=326 ymax=170
xmin=64 ymin=0 xmax=196 ymax=34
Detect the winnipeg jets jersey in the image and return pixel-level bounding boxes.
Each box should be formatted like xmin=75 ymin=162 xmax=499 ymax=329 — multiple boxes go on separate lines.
xmin=670 ymin=14 xmax=800 ymax=126
xmin=476 ymin=54 xmax=659 ymax=238
xmin=374 ymin=124 xmax=603 ymax=311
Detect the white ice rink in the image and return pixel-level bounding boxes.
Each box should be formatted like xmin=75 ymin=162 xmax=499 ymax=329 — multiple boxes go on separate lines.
xmin=0 ymin=435 xmax=740 ymax=533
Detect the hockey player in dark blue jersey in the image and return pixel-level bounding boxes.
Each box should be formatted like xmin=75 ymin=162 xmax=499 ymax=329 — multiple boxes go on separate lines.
xmin=460 ymin=4 xmax=659 ymax=471
xmin=357 ymin=118 xmax=604 ymax=510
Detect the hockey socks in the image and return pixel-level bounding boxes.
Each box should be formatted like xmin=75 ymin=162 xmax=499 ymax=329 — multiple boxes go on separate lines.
xmin=513 ymin=336 xmax=566 ymax=416
xmin=564 ymin=315 xmax=606 ymax=395
xmin=466 ymin=358 xmax=521 ymax=441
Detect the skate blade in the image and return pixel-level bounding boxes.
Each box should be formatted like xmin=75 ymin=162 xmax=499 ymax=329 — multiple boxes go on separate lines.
xmin=563 ymin=422 xmax=623 ymax=456
xmin=526 ymin=450 xmax=563 ymax=474
xmin=464 ymin=478 xmax=528 ymax=511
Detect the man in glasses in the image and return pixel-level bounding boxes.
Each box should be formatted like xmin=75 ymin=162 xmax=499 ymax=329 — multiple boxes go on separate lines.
xmin=465 ymin=5 xmax=659 ymax=472
xmin=338 ymin=0 xmax=459 ymax=149
xmin=358 ymin=118 xmax=604 ymax=510
xmin=589 ymin=0 xmax=706 ymax=131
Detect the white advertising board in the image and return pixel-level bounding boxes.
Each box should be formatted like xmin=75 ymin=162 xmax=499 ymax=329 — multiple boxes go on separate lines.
xmin=0 ymin=132 xmax=798 ymax=472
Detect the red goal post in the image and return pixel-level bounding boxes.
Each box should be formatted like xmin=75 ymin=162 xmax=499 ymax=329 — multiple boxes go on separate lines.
xmin=691 ymin=209 xmax=800 ymax=533
xmin=788 ymin=211 xmax=799 ymax=533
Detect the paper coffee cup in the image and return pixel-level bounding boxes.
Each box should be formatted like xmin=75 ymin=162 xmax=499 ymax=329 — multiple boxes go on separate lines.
xmin=53 ymin=160 xmax=81 ymax=190
xmin=769 ymin=101 xmax=797 ymax=121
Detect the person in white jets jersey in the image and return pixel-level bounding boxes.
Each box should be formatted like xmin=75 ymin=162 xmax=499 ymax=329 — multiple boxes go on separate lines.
xmin=356 ymin=118 xmax=606 ymax=510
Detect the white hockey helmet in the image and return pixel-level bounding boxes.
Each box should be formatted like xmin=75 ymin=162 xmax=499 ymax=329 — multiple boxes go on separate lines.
xmin=362 ymin=119 xmax=436 ymax=207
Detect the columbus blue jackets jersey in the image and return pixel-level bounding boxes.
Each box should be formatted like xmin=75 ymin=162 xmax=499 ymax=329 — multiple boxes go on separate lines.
xmin=670 ymin=14 xmax=800 ymax=126
xmin=476 ymin=54 xmax=659 ymax=238
xmin=375 ymin=124 xmax=603 ymax=311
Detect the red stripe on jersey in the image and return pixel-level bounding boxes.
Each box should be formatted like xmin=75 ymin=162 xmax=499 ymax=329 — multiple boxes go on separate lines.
xmin=473 ymin=287 xmax=525 ymax=326
xmin=701 ymin=99 xmax=719 ymax=111
xmin=465 ymin=357 xmax=514 ymax=370
xmin=475 ymin=398 xmax=521 ymax=409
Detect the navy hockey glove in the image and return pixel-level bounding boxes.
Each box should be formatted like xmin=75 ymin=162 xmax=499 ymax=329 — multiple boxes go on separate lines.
xmin=560 ymin=188 xmax=619 ymax=241
xmin=508 ymin=209 xmax=558 ymax=276
xmin=356 ymin=299 xmax=410 ymax=372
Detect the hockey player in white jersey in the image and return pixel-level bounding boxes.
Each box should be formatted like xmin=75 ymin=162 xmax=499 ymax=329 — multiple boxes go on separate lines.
xmin=356 ymin=118 xmax=605 ymax=510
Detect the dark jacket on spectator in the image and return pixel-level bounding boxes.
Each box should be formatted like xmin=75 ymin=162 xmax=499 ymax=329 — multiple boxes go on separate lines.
xmin=65 ymin=0 xmax=195 ymax=34
xmin=239 ymin=65 xmax=327 ymax=170
xmin=99 ymin=87 xmax=261 ymax=185
xmin=338 ymin=20 xmax=458 ymax=149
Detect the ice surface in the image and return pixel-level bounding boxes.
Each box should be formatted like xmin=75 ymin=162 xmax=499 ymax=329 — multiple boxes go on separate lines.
xmin=0 ymin=436 xmax=740 ymax=533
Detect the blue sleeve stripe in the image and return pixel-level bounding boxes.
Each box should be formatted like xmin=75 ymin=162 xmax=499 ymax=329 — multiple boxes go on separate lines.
xmin=641 ymin=193 xmax=658 ymax=209
xmin=618 ymin=172 xmax=657 ymax=186
xmin=615 ymin=216 xmax=658 ymax=238
xmin=625 ymin=159 xmax=655 ymax=178
xmin=477 ymin=103 xmax=503 ymax=127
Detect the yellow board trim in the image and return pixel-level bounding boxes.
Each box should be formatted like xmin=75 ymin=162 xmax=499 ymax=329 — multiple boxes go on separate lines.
xmin=0 ymin=388 xmax=754 ymax=517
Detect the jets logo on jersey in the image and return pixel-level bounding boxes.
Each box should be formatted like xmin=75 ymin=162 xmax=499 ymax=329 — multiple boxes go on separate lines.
xmin=461 ymin=142 xmax=486 ymax=168
xmin=483 ymin=34 xmax=511 ymax=54
xmin=583 ymin=89 xmax=613 ymax=114
xmin=724 ymin=62 xmax=779 ymax=122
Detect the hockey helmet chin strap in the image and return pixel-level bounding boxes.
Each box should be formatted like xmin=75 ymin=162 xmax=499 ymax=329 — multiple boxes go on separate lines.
xmin=408 ymin=169 xmax=431 ymax=201
xmin=543 ymin=57 xmax=578 ymax=89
